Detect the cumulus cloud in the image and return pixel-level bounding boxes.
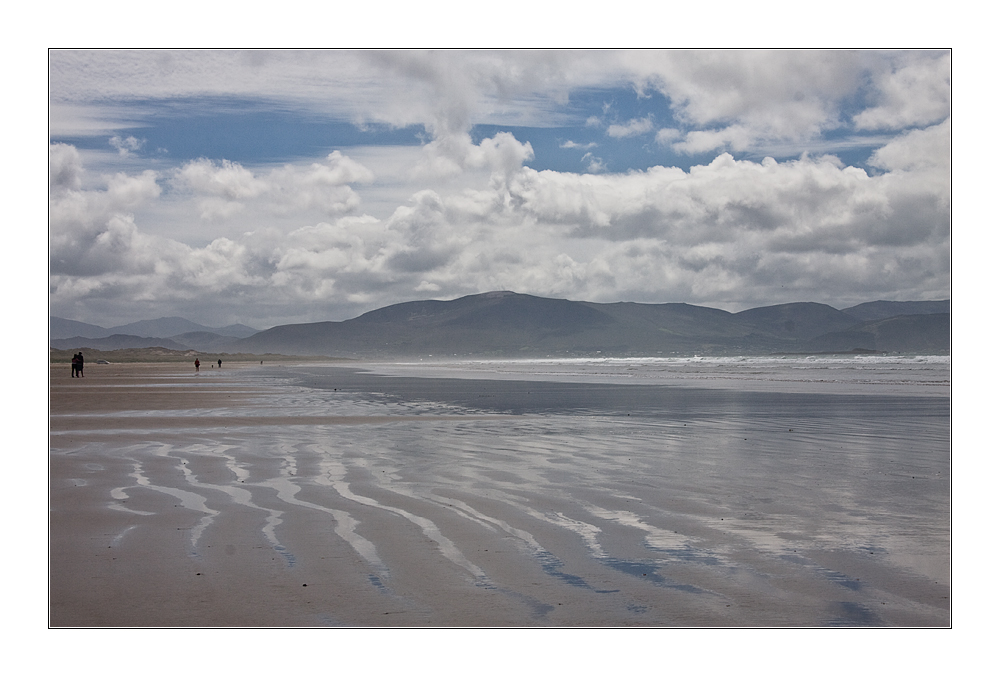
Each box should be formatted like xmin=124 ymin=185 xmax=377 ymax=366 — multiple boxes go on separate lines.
xmin=654 ymin=128 xmax=681 ymax=145
xmin=616 ymin=51 xmax=949 ymax=156
xmin=172 ymin=151 xmax=374 ymax=221
xmin=49 ymin=160 xmax=163 ymax=278
xmin=47 ymin=51 xmax=950 ymax=325
xmin=671 ymin=125 xmax=756 ymax=155
xmin=868 ymin=118 xmax=950 ymax=173
xmin=621 ymin=50 xmax=861 ymax=154
xmin=49 ymin=137 xmax=950 ymax=325
xmin=109 ymin=135 xmax=145 ymax=156
xmin=49 ymin=153 xmax=270 ymax=320
xmin=271 ymin=218 xmax=390 ymax=298
xmin=581 ymin=153 xmax=607 ymax=173
xmin=255 ymin=149 xmax=947 ymax=314
xmin=176 ymin=158 xmax=265 ymax=201
xmin=853 ymin=53 xmax=951 ymax=130
xmin=486 ymin=152 xmax=946 ymax=306
xmin=413 ymin=131 xmax=534 ymax=181
xmin=49 ymin=143 xmax=83 ymax=192
xmin=514 ymin=152 xmax=944 ymax=251
xmin=607 ymin=117 xmax=654 ymax=138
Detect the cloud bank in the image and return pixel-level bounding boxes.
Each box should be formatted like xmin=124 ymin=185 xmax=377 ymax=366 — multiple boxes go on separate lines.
xmin=48 ymin=50 xmax=950 ymax=328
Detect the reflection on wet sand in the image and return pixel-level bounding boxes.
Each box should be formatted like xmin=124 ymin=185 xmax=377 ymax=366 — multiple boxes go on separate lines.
xmin=50 ymin=361 xmax=950 ymax=626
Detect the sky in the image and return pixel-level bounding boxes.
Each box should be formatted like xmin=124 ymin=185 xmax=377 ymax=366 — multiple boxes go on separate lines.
xmin=48 ymin=49 xmax=951 ymax=330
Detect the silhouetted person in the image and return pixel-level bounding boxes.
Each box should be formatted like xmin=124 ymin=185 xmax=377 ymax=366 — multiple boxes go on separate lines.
xmin=71 ymin=353 xmax=80 ymax=377
xmin=194 ymin=358 xmax=200 ymax=372
xmin=218 ymin=359 xmax=222 ymax=368
xmin=77 ymin=352 xmax=84 ymax=377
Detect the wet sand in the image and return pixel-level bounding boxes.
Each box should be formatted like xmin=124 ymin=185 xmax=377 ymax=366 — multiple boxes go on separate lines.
xmin=49 ymin=362 xmax=950 ymax=626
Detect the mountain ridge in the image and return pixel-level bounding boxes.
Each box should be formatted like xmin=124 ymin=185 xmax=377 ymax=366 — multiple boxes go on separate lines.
xmin=49 ymin=316 xmax=260 ymax=341
xmin=51 ymin=293 xmax=950 ymax=356
xmin=230 ymin=292 xmax=950 ymax=357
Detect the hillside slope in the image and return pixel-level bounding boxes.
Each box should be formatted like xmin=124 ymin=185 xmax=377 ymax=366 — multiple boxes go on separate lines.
xmin=232 ymin=292 xmax=949 ymax=358
xmin=841 ymin=300 xmax=950 ymax=322
xmin=801 ymin=314 xmax=950 ymax=353
xmin=54 ymin=293 xmax=950 ymax=358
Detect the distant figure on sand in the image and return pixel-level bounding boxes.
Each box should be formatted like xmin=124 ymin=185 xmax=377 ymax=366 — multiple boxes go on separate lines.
xmin=218 ymin=359 xmax=222 ymax=368
xmin=71 ymin=352 xmax=81 ymax=377
xmin=194 ymin=358 xmax=200 ymax=372
xmin=76 ymin=352 xmax=84 ymax=377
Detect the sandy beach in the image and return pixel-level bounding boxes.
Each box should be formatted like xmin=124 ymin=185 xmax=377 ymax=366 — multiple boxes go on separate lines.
xmin=49 ymin=360 xmax=950 ymax=626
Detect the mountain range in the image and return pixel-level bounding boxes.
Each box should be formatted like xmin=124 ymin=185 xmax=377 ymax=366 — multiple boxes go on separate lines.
xmin=51 ymin=292 xmax=948 ymax=357
xmin=49 ymin=317 xmax=260 ymax=352
xmin=50 ymin=316 xmax=259 ymax=340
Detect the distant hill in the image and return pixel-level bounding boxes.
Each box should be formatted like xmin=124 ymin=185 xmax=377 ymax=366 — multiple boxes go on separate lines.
xmin=50 ymin=334 xmax=192 ymax=351
xmin=49 ymin=317 xmax=111 ymax=340
xmin=231 ymin=291 xmax=950 ymax=358
xmin=107 ymin=317 xmax=210 ymax=338
xmin=841 ymin=300 xmax=950 ymax=322
xmin=213 ymin=324 xmax=260 ymax=339
xmin=51 ymin=294 xmax=950 ymax=357
xmin=801 ymin=314 xmax=950 ymax=353
xmin=734 ymin=302 xmax=859 ymax=340
xmin=166 ymin=332 xmax=241 ymax=352
xmin=50 ymin=316 xmax=261 ymax=341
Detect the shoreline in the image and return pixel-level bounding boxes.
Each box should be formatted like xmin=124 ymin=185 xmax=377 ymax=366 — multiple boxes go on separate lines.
xmin=345 ymin=356 xmax=951 ymax=398
xmin=50 ymin=362 xmax=950 ymax=627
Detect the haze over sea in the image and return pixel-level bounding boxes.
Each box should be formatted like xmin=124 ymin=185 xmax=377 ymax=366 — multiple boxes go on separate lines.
xmin=50 ymin=354 xmax=947 ymax=626
xmin=353 ymin=354 xmax=950 ymax=396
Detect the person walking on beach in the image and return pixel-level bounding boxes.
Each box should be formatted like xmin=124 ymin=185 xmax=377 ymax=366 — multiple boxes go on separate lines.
xmin=77 ymin=352 xmax=84 ymax=377
xmin=194 ymin=358 xmax=200 ymax=372
xmin=71 ymin=353 xmax=80 ymax=377
xmin=218 ymin=359 xmax=222 ymax=368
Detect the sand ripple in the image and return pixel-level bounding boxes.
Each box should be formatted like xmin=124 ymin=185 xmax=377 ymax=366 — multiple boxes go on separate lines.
xmin=50 ymin=363 xmax=950 ymax=626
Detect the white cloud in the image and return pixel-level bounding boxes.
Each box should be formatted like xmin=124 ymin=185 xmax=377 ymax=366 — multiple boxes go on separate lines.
xmin=490 ymin=152 xmax=948 ymax=306
xmin=172 ymin=151 xmax=374 ymax=221
xmin=413 ymin=131 xmax=534 ymax=181
xmin=869 ymin=118 xmax=950 ymax=173
xmin=109 ymin=135 xmax=145 ymax=157
xmin=50 ymin=50 xmax=606 ymax=143
xmin=415 ymin=280 xmax=441 ymax=293
xmin=654 ymin=128 xmax=680 ymax=145
xmin=49 ymin=161 xmax=163 ymax=279
xmin=50 ymin=50 xmax=950 ymax=161
xmin=581 ymin=153 xmax=607 ymax=173
xmin=671 ymin=125 xmax=756 ymax=154
xmin=607 ymin=117 xmax=654 ymax=138
xmin=853 ymin=53 xmax=951 ymax=130
xmin=47 ymin=51 xmax=951 ymax=326
xmin=50 ymin=140 xmax=950 ymax=324
xmin=105 ymin=170 xmax=161 ymax=207
xmin=623 ymin=50 xmax=862 ymax=153
xmin=49 ymin=143 xmax=83 ymax=192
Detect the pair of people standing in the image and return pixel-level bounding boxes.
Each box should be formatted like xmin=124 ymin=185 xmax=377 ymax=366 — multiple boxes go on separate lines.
xmin=194 ymin=358 xmax=222 ymax=372
xmin=71 ymin=352 xmax=84 ymax=377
